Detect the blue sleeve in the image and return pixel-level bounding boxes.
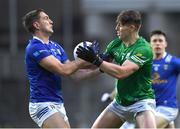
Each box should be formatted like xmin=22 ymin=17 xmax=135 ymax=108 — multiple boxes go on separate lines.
xmin=27 ymin=43 xmax=51 ymax=63
xmin=172 ymin=56 xmax=180 ymax=73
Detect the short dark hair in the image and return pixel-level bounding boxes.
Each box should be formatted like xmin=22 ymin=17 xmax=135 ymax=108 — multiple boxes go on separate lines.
xmin=150 ymin=30 xmax=167 ymax=40
xmin=116 ymin=10 xmax=142 ymax=29
xmin=22 ymin=9 xmax=45 ymax=34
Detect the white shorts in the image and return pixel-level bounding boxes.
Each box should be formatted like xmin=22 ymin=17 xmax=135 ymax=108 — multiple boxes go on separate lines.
xmin=120 ymin=106 xmax=178 ymax=129
xmin=156 ymin=106 xmax=178 ymax=122
xmin=108 ymin=99 xmax=156 ymax=123
xmin=29 ymin=102 xmax=68 ymax=127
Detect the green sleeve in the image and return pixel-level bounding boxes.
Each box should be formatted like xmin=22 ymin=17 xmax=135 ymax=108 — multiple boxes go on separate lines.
xmin=128 ymin=46 xmax=153 ymax=67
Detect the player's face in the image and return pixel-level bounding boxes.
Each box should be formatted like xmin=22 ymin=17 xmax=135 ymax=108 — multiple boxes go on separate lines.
xmin=150 ymin=34 xmax=167 ymax=55
xmin=115 ymin=22 xmax=134 ymax=41
xmin=34 ymin=12 xmax=54 ymax=36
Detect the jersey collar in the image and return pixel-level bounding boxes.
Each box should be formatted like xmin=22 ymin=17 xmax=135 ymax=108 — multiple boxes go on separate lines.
xmin=162 ymin=52 xmax=167 ymax=59
xmin=33 ymin=36 xmax=50 ymax=44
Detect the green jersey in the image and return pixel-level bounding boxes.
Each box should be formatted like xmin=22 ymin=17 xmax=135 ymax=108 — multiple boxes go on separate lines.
xmin=105 ymin=37 xmax=154 ymax=106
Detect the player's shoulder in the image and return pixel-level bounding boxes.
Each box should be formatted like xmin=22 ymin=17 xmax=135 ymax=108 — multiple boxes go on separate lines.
xmin=135 ymin=37 xmax=151 ymax=50
xmin=137 ymin=37 xmax=150 ymax=47
xmin=165 ymin=53 xmax=180 ymax=64
xmin=133 ymin=37 xmax=153 ymax=59
xmin=27 ymin=38 xmax=42 ymax=47
xmin=167 ymin=53 xmax=178 ymax=59
xmin=164 ymin=53 xmax=172 ymax=62
xmin=137 ymin=37 xmax=152 ymax=52
xmin=26 ymin=38 xmax=41 ymax=51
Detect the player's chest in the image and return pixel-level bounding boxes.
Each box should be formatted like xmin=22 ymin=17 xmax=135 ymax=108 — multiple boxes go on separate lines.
xmin=111 ymin=46 xmax=133 ymax=64
xmin=46 ymin=45 xmax=63 ymax=60
xmin=152 ymin=62 xmax=173 ymax=77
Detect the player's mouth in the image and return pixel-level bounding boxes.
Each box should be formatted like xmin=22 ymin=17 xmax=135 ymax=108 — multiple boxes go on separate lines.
xmin=155 ymin=47 xmax=161 ymax=51
xmin=116 ymin=32 xmax=121 ymax=37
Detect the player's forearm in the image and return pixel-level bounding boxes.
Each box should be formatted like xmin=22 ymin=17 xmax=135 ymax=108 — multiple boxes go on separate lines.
xmin=42 ymin=58 xmax=83 ymax=76
xmin=60 ymin=59 xmax=84 ymax=76
xmin=99 ymin=61 xmax=135 ymax=79
xmin=71 ymin=68 xmax=101 ymax=81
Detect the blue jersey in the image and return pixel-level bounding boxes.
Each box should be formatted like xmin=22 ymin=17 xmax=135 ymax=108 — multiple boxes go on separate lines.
xmin=152 ymin=53 xmax=180 ymax=108
xmin=25 ymin=37 xmax=68 ymax=103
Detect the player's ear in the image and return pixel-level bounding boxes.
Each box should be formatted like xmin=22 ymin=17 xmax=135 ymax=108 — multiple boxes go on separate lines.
xmin=33 ymin=21 xmax=40 ymax=30
xmin=129 ymin=24 xmax=136 ymax=32
xmin=165 ymin=41 xmax=167 ymax=48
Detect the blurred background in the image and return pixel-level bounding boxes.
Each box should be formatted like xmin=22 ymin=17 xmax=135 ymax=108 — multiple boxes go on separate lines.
xmin=0 ymin=0 xmax=180 ymax=127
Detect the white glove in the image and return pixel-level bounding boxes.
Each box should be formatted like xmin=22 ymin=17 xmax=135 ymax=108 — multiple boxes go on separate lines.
xmin=101 ymin=93 xmax=110 ymax=102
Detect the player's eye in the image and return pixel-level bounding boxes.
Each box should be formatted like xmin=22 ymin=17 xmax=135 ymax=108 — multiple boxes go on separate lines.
xmin=152 ymin=39 xmax=157 ymax=42
xmin=43 ymin=16 xmax=49 ymax=20
xmin=158 ymin=39 xmax=163 ymax=42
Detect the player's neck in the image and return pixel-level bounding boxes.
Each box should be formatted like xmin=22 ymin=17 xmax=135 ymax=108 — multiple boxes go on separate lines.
xmin=124 ymin=33 xmax=139 ymax=47
xmin=34 ymin=32 xmax=50 ymax=44
xmin=154 ymin=53 xmax=164 ymax=60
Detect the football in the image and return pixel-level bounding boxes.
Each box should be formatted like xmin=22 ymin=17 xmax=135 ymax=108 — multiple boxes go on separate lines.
xmin=73 ymin=41 xmax=92 ymax=59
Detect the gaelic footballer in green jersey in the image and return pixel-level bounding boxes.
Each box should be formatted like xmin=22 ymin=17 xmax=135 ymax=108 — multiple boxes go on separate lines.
xmin=105 ymin=37 xmax=154 ymax=106
xmin=76 ymin=10 xmax=156 ymax=128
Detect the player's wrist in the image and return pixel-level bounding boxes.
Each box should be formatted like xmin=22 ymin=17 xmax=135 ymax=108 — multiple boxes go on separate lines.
xmin=92 ymin=57 xmax=103 ymax=67
xmin=74 ymin=59 xmax=84 ymax=67
xmin=99 ymin=53 xmax=111 ymax=62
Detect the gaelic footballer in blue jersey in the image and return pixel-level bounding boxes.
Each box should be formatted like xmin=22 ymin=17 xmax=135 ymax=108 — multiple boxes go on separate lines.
xmin=22 ymin=9 xmax=90 ymax=128
xmin=150 ymin=30 xmax=180 ymax=128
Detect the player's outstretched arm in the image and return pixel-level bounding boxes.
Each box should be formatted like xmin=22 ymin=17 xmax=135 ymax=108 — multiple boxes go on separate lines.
xmin=70 ymin=68 xmax=101 ymax=81
xmin=39 ymin=55 xmax=85 ymax=76
xmin=76 ymin=46 xmax=139 ymax=79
